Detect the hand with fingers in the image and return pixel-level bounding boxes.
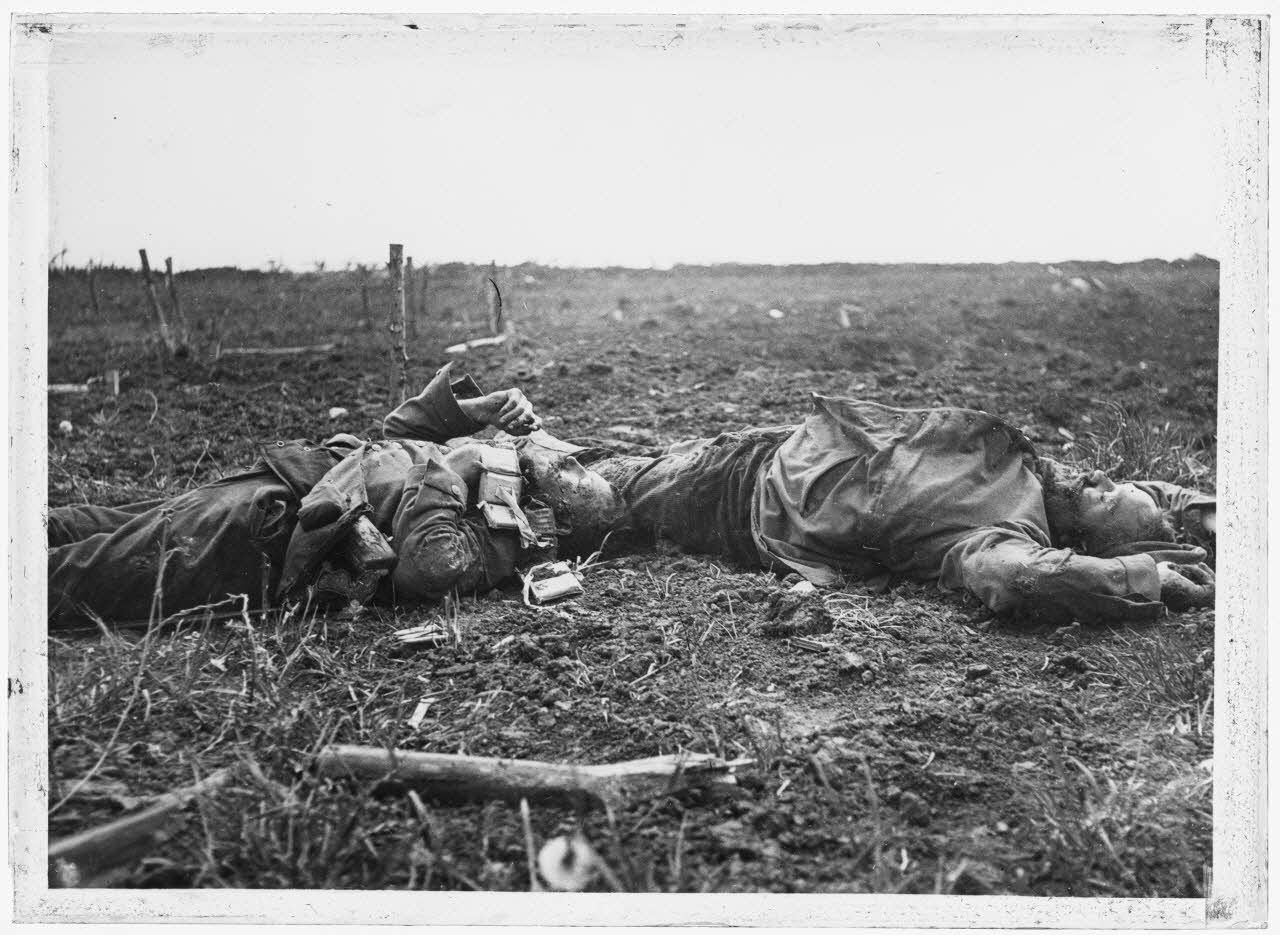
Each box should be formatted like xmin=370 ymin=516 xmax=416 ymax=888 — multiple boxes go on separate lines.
xmin=1156 ymin=560 xmax=1215 ymax=611
xmin=460 ymin=388 xmax=542 ymax=436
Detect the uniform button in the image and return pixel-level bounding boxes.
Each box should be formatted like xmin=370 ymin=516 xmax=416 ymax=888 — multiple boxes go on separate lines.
xmin=450 ymin=485 xmax=461 ymax=496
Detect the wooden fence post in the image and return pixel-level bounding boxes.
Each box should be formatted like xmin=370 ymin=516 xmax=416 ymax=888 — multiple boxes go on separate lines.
xmin=418 ymin=264 xmax=429 ymax=326
xmin=138 ymin=249 xmax=184 ymax=357
xmin=387 ymin=244 xmax=409 ymax=405
xmin=359 ymin=266 xmax=371 ymax=324
xmin=86 ymin=261 xmax=100 ymax=316
xmin=405 ymin=255 xmax=416 ymax=341
xmin=163 ymin=257 xmax=189 ymax=344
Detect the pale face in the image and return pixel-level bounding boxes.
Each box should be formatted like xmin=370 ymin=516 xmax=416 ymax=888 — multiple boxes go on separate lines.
xmin=1073 ymin=470 xmax=1165 ymax=551
xmin=520 ymin=452 xmax=631 ymax=555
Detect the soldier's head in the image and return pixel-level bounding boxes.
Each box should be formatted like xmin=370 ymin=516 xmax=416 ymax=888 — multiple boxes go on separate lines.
xmin=520 ymin=451 xmax=631 ymax=559
xmin=1042 ymin=465 xmax=1176 ymax=556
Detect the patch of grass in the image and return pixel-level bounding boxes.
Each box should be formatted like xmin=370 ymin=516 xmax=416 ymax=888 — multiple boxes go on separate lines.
xmin=1092 ymin=629 xmax=1213 ymax=736
xmin=1023 ymin=746 xmax=1211 ymax=897
xmin=1066 ymin=402 xmax=1216 ymax=490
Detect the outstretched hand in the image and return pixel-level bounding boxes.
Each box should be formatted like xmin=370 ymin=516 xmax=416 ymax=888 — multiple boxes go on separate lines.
xmin=460 ymin=388 xmax=541 ymax=436
xmin=1157 ymin=560 xmax=1215 ymax=611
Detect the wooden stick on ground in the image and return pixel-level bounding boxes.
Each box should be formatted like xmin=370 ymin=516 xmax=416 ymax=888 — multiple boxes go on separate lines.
xmin=387 ymin=243 xmax=408 ymax=405
xmin=314 ymin=745 xmax=748 ymax=811
xmin=48 ymin=767 xmax=235 ymax=887
xmin=216 ymin=342 xmax=337 ymax=359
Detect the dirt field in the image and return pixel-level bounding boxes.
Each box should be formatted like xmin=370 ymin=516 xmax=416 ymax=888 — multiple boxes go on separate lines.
xmin=45 ymin=257 xmax=1218 ymax=894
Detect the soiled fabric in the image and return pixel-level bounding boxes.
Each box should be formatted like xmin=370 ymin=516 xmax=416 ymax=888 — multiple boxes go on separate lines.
xmin=48 ymin=474 xmax=297 ymax=626
xmin=592 ymin=394 xmax=1215 ymax=625
xmin=589 ymin=427 xmax=792 ymax=568
xmin=47 ymin=364 xmax=520 ymax=628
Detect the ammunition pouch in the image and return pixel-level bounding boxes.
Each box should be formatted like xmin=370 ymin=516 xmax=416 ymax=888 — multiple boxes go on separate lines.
xmin=477 ymin=446 xmax=523 ymax=505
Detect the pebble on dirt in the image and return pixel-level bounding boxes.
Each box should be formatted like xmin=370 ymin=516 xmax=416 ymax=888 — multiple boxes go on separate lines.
xmin=537 ymin=834 xmax=600 ymax=891
xmin=898 ymin=790 xmax=932 ymax=827
xmin=965 ymin=663 xmax=993 ymax=681
xmin=838 ymin=652 xmax=869 ymax=675
xmin=1048 ymin=622 xmax=1082 ymax=647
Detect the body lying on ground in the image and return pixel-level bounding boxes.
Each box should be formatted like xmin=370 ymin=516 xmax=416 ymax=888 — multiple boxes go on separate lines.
xmin=48 ymin=366 xmax=1215 ymax=629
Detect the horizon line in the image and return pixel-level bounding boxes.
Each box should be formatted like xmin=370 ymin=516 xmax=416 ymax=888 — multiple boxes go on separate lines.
xmin=49 ymin=254 xmax=1220 ymax=275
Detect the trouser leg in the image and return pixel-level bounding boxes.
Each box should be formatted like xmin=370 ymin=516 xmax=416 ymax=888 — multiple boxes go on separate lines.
xmin=47 ymin=499 xmax=169 ymax=547
xmin=47 ymin=474 xmax=295 ymax=629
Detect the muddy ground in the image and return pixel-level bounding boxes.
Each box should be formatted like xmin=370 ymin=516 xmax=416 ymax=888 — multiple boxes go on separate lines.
xmin=44 ymin=258 xmax=1218 ymax=895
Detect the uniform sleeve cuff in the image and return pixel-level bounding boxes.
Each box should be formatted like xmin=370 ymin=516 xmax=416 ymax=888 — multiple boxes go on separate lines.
xmin=424 ymin=365 xmax=486 ymax=437
xmin=386 ymin=363 xmax=487 ymax=439
xmin=450 ymin=374 xmax=483 ymax=400
xmin=1116 ymin=553 xmax=1161 ymax=601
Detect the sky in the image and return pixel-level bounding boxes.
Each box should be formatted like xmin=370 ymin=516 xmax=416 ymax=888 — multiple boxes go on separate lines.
xmin=38 ymin=14 xmax=1218 ymax=270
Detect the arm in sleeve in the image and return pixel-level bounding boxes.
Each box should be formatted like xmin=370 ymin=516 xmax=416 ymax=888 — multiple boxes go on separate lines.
xmin=1131 ymin=480 xmax=1216 ymax=551
xmin=939 ymin=526 xmax=1166 ymax=625
xmin=383 ymin=362 xmax=487 ymax=442
xmin=389 ymin=459 xmax=518 ymax=602
xmin=297 ymin=443 xmax=371 ymax=530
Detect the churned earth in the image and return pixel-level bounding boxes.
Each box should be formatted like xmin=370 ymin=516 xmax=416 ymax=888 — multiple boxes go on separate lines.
xmin=43 ymin=259 xmax=1217 ymax=894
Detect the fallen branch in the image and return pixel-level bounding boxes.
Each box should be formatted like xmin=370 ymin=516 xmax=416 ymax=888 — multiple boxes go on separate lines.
xmin=216 ymin=342 xmax=336 ymax=358
xmin=314 ymin=745 xmax=750 ymax=810
xmin=48 ymin=383 xmax=90 ymax=394
xmin=49 ymin=767 xmax=235 ymax=887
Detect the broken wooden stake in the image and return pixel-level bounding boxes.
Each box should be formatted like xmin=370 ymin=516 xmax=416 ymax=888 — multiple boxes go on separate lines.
xmin=139 ymin=248 xmax=186 ymax=356
xmin=487 ymin=277 xmax=504 ymax=336
xmin=387 ymin=243 xmax=409 ymax=406
xmin=163 ymin=256 xmax=188 ymax=339
xmin=48 ymin=767 xmax=235 ymax=887
xmin=405 ymin=255 xmax=416 ymax=341
xmin=86 ymin=260 xmax=100 ymax=315
xmin=48 ymin=383 xmax=90 ymax=394
xmin=314 ymin=745 xmax=749 ymax=810
xmin=106 ymin=369 xmax=121 ymax=395
xmin=418 ymin=264 xmax=429 ymax=328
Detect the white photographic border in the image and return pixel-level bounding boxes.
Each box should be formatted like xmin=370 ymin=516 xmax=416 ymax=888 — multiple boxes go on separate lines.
xmin=6 ymin=5 xmax=1268 ymax=929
